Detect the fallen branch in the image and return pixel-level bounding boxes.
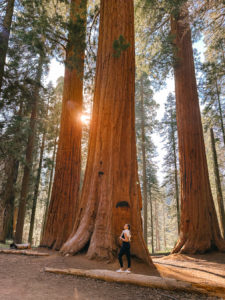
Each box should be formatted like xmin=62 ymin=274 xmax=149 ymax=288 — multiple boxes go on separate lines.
xmin=0 ymin=249 xmax=49 ymax=256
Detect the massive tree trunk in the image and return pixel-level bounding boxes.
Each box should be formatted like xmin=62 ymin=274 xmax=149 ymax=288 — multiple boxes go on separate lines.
xmin=40 ymin=0 xmax=87 ymax=250
xmin=0 ymin=158 xmax=19 ymax=242
xmin=0 ymin=0 xmax=15 ymax=93
xmin=171 ymin=4 xmax=225 ymax=254
xmin=61 ymin=0 xmax=152 ymax=265
xmin=28 ymin=131 xmax=46 ymax=245
xmin=140 ymin=76 xmax=148 ymax=244
xmin=15 ymin=56 xmax=43 ymax=243
xmin=210 ymin=128 xmax=225 ymax=239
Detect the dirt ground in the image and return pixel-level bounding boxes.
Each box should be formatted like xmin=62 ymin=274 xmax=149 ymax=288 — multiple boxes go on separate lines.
xmin=152 ymin=252 xmax=225 ymax=287
xmin=0 ymin=248 xmax=223 ymax=300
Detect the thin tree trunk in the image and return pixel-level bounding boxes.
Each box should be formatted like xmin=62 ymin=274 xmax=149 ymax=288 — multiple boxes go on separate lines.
xmin=170 ymin=110 xmax=180 ymax=232
xmin=40 ymin=0 xmax=87 ymax=250
xmin=140 ymin=75 xmax=148 ymax=244
xmin=28 ymin=131 xmax=46 ymax=245
xmin=0 ymin=0 xmax=15 ymax=93
xmin=0 ymin=101 xmax=23 ymax=242
xmin=149 ymin=186 xmax=154 ymax=253
xmin=40 ymin=136 xmax=57 ymax=242
xmin=210 ymin=128 xmax=225 ymax=239
xmin=215 ymin=78 xmax=225 ymax=147
xmin=61 ymin=0 xmax=152 ymax=265
xmin=162 ymin=199 xmax=167 ymax=250
xmin=171 ymin=4 xmax=225 ymax=254
xmin=154 ymin=199 xmax=160 ymax=252
xmin=15 ymin=55 xmax=43 ymax=243
xmin=0 ymin=158 xmax=19 ymax=242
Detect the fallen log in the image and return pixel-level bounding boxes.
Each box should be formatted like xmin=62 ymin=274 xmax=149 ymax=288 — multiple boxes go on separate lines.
xmin=154 ymin=262 xmax=225 ymax=299
xmin=44 ymin=268 xmax=225 ymax=298
xmin=0 ymin=249 xmax=49 ymax=256
xmin=10 ymin=243 xmax=31 ymax=249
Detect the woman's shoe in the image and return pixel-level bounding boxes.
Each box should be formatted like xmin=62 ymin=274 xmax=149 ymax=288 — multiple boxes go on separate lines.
xmin=116 ymin=269 xmax=124 ymax=272
xmin=125 ymin=269 xmax=131 ymax=273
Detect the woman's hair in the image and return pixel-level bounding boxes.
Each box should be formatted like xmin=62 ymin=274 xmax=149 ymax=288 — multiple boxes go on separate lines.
xmin=127 ymin=224 xmax=131 ymax=230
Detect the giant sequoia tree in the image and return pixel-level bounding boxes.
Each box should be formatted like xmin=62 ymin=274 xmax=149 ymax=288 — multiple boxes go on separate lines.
xmin=171 ymin=3 xmax=225 ymax=254
xmin=41 ymin=0 xmax=87 ymax=250
xmin=61 ymin=0 xmax=152 ymax=265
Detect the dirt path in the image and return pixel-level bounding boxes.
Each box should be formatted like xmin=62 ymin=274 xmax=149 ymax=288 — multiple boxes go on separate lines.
xmin=0 ymin=249 xmax=222 ymax=299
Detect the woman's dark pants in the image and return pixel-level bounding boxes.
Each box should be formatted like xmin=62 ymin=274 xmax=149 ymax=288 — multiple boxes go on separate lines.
xmin=118 ymin=242 xmax=131 ymax=268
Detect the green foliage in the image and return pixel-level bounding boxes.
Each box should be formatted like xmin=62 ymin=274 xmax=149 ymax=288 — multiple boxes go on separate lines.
xmin=199 ymin=61 xmax=225 ymax=133
xmin=113 ymin=35 xmax=130 ymax=58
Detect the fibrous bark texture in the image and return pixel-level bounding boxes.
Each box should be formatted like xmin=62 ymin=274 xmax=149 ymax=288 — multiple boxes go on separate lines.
xmin=171 ymin=5 xmax=225 ymax=254
xmin=61 ymin=0 xmax=152 ymax=265
xmin=40 ymin=0 xmax=86 ymax=250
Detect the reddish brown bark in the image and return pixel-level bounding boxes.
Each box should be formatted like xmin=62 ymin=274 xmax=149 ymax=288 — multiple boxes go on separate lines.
xmin=0 ymin=158 xmax=19 ymax=242
xmin=40 ymin=0 xmax=87 ymax=250
xmin=171 ymin=5 xmax=225 ymax=254
xmin=61 ymin=0 xmax=152 ymax=265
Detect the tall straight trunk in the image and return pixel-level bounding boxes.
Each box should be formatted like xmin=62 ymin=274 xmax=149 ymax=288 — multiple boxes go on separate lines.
xmin=215 ymin=78 xmax=225 ymax=147
xmin=162 ymin=199 xmax=167 ymax=250
xmin=140 ymin=76 xmax=148 ymax=244
xmin=15 ymin=55 xmax=43 ymax=243
xmin=0 ymin=0 xmax=15 ymax=93
xmin=154 ymin=199 xmax=160 ymax=252
xmin=40 ymin=136 xmax=57 ymax=242
xmin=171 ymin=4 xmax=225 ymax=254
xmin=149 ymin=186 xmax=154 ymax=253
xmin=170 ymin=110 xmax=180 ymax=232
xmin=210 ymin=128 xmax=225 ymax=239
xmin=28 ymin=131 xmax=46 ymax=244
xmin=0 ymin=101 xmax=23 ymax=242
xmin=61 ymin=0 xmax=152 ymax=265
xmin=40 ymin=0 xmax=87 ymax=250
xmin=0 ymin=158 xmax=19 ymax=242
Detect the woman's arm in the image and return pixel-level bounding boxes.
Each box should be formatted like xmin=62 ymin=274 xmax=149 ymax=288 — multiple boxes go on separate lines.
xmin=120 ymin=232 xmax=129 ymax=242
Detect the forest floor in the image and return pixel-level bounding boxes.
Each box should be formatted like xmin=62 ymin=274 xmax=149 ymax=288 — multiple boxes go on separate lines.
xmin=0 ymin=246 xmax=224 ymax=300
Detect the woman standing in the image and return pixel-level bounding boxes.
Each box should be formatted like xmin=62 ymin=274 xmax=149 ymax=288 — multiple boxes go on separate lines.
xmin=117 ymin=224 xmax=131 ymax=273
